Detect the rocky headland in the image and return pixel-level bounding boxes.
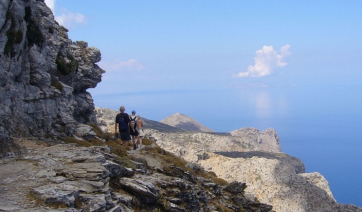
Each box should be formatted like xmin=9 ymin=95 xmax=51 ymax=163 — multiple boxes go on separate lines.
xmin=96 ymin=108 xmax=362 ymax=212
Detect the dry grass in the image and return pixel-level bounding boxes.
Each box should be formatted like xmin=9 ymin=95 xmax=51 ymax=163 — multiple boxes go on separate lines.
xmin=141 ymin=138 xmax=154 ymax=145
xmin=63 ymin=137 xmax=128 ymax=157
xmin=142 ymin=146 xmax=191 ymax=175
xmin=212 ymin=177 xmax=229 ymax=186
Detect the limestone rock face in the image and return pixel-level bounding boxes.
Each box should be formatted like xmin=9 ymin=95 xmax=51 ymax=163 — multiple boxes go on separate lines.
xmin=0 ymin=0 xmax=104 ymax=156
xmin=161 ymin=112 xmax=215 ymax=132
xmin=230 ymin=127 xmax=281 ymax=152
xmin=198 ymin=152 xmax=337 ymax=212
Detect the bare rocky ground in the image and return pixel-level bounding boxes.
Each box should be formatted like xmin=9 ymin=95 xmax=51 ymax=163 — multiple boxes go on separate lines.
xmin=0 ymin=138 xmax=273 ymax=212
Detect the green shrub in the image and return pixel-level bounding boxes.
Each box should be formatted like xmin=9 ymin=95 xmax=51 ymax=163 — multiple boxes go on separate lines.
xmin=53 ymin=81 xmax=63 ymax=91
xmin=56 ymin=53 xmax=78 ymax=75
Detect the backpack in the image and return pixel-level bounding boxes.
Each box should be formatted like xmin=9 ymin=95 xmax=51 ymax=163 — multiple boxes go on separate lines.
xmin=130 ymin=116 xmax=137 ymax=129
xmin=118 ymin=115 xmax=128 ymax=131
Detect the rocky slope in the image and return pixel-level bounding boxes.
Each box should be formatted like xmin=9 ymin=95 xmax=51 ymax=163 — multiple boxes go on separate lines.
xmin=0 ymin=0 xmax=103 ymax=156
xmin=95 ymin=107 xmax=362 ymax=212
xmin=0 ymin=138 xmax=274 ymax=212
xmin=161 ymin=113 xmax=214 ymax=132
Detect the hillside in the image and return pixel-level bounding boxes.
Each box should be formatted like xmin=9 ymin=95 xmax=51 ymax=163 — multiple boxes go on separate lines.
xmin=161 ymin=113 xmax=215 ymax=132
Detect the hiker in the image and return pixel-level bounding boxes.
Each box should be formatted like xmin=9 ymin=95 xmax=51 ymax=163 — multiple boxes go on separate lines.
xmin=115 ymin=106 xmax=135 ymax=149
xmin=136 ymin=115 xmax=144 ymax=147
xmin=129 ymin=110 xmax=139 ymax=150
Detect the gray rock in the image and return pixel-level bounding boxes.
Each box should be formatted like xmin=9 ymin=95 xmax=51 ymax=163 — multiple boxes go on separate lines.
xmin=31 ymin=184 xmax=80 ymax=207
xmin=119 ymin=178 xmax=159 ymax=203
xmin=0 ymin=0 xmax=104 ymax=153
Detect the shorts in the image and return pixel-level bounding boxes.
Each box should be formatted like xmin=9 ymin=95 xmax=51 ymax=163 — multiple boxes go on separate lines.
xmin=137 ymin=128 xmax=144 ymax=137
xmin=130 ymin=128 xmax=138 ymax=136
xmin=120 ymin=132 xmax=131 ymax=141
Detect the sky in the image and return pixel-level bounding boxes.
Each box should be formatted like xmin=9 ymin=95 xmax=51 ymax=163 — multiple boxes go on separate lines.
xmin=45 ymin=0 xmax=362 ymax=96
xmin=44 ymin=0 xmax=362 ymax=206
xmin=42 ymin=0 xmax=362 ymax=129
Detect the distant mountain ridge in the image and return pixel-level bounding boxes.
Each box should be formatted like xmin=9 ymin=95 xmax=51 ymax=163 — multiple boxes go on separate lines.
xmin=161 ymin=112 xmax=214 ymax=132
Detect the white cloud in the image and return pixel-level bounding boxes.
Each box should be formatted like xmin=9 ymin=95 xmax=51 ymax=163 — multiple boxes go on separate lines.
xmin=44 ymin=0 xmax=55 ymax=12
xmin=100 ymin=59 xmax=145 ymax=72
xmin=233 ymin=45 xmax=291 ymax=78
xmin=55 ymin=10 xmax=86 ymax=28
xmin=44 ymin=0 xmax=86 ymax=29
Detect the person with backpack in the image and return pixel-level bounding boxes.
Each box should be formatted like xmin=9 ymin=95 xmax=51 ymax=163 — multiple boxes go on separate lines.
xmin=115 ymin=106 xmax=135 ymax=149
xmin=129 ymin=110 xmax=139 ymax=150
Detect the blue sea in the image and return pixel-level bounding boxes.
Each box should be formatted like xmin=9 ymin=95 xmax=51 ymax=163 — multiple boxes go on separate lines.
xmin=91 ymin=84 xmax=362 ymax=206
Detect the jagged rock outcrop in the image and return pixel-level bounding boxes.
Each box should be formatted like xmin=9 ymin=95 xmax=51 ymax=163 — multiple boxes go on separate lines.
xmin=0 ymin=138 xmax=274 ymax=211
xmin=161 ymin=112 xmax=215 ymax=132
xmin=0 ymin=0 xmax=104 ymax=156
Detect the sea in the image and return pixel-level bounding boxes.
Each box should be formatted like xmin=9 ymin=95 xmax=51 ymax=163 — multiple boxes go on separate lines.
xmin=91 ymin=84 xmax=362 ymax=207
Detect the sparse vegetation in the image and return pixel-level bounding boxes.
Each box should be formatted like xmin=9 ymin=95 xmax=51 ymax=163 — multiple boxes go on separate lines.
xmin=215 ymin=203 xmax=235 ymax=212
xmin=63 ymin=123 xmax=130 ymax=159
xmin=143 ymin=146 xmax=192 ymax=174
xmin=56 ymin=53 xmax=78 ymax=76
xmin=53 ymin=81 xmax=63 ymax=91
xmin=4 ymin=11 xmax=23 ymax=57
xmin=212 ymin=177 xmax=229 ymax=186
xmin=24 ymin=6 xmax=44 ymax=47
xmin=141 ymin=138 xmax=154 ymax=145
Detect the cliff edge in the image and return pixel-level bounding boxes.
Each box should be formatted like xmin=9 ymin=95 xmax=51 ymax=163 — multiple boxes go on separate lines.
xmin=0 ymin=0 xmax=104 ymax=156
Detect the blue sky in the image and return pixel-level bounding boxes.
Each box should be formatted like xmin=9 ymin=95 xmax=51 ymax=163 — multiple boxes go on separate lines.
xmin=44 ymin=0 xmax=362 ymax=118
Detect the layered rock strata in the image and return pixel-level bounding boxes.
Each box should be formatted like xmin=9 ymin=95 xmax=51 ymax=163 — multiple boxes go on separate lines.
xmin=0 ymin=0 xmax=104 ymax=156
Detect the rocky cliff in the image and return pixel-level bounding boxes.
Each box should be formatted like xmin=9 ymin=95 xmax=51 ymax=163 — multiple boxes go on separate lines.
xmin=0 ymin=0 xmax=104 ymax=156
